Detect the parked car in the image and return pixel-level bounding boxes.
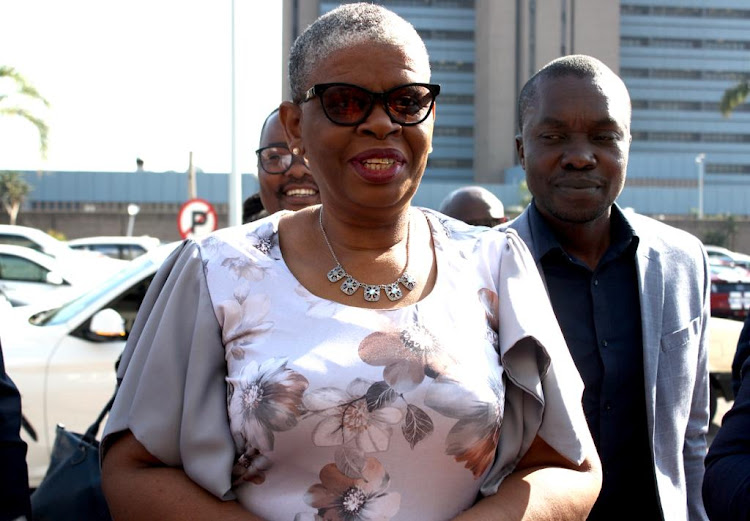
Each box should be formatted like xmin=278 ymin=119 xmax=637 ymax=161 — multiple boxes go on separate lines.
xmin=710 ymin=262 xmax=750 ymax=320
xmin=0 ymin=245 xmax=97 ymax=306
xmin=704 ymin=245 xmax=750 ymax=272
xmin=1 ymin=241 xmax=180 ymax=487
xmin=0 ymin=224 xmax=127 ymax=270
xmin=67 ymin=235 xmax=161 ymax=260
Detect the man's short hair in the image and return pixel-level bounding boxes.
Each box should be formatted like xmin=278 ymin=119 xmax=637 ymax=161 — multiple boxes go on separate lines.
xmin=517 ymin=54 xmax=632 ymax=133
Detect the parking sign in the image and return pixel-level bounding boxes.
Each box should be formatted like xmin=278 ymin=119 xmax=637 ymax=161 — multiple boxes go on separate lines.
xmin=177 ymin=198 xmax=218 ymax=239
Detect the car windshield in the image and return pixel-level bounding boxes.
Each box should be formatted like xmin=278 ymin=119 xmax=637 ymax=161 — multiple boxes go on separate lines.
xmin=31 ymin=254 xmax=157 ymax=326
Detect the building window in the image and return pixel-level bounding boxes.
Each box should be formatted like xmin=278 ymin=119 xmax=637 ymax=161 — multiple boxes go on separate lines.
xmin=434 ymin=126 xmax=474 ymax=137
xmin=438 ymin=94 xmax=474 ymax=105
xmin=621 ymin=68 xmax=747 ymax=82
xmin=378 ymin=0 xmax=474 ymax=7
xmin=431 ymin=61 xmax=475 ymax=72
xmin=418 ymin=29 xmax=474 ymax=41
xmin=632 ymin=131 xmax=750 ymax=143
xmin=621 ymin=5 xmax=750 ymax=19
xmin=427 ymin=158 xmax=474 ymax=168
xmin=706 ymin=164 xmax=750 ymax=174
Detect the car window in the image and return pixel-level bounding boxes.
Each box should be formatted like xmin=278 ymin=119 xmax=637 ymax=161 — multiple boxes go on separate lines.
xmin=0 ymin=234 xmax=43 ymax=252
xmin=123 ymin=245 xmax=147 ymax=260
xmin=91 ymin=244 xmax=124 ymax=259
xmin=0 ymin=253 xmax=49 ymax=282
xmin=35 ymin=256 xmax=156 ymax=327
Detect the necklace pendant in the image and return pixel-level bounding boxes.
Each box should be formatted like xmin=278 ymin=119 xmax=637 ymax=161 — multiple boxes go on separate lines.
xmin=363 ymin=285 xmax=381 ymax=302
xmin=340 ymin=277 xmax=359 ymax=296
xmin=399 ymin=272 xmax=417 ymax=291
xmin=384 ymin=283 xmax=403 ymax=301
xmin=327 ymin=265 xmax=346 ymax=282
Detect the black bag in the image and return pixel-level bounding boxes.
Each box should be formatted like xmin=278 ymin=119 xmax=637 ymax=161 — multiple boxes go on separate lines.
xmin=30 ymin=392 xmax=115 ymax=521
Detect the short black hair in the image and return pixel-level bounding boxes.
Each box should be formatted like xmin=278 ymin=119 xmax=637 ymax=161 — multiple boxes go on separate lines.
xmin=258 ymin=107 xmax=280 ymax=141
xmin=517 ymin=54 xmax=630 ymax=133
xmin=242 ymin=192 xmax=268 ymax=224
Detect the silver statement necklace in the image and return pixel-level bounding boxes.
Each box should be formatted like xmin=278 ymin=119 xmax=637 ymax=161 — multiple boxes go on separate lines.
xmin=319 ymin=208 xmax=417 ymax=302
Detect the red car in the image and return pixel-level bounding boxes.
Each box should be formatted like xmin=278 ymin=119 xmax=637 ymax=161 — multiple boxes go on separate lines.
xmin=710 ymin=262 xmax=750 ymax=320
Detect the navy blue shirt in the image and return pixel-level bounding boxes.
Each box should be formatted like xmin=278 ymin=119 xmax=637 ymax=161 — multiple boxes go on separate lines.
xmin=528 ymin=203 xmax=661 ymax=520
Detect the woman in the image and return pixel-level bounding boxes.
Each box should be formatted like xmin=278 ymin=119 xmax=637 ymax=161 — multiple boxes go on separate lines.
xmin=101 ymin=4 xmax=601 ymax=520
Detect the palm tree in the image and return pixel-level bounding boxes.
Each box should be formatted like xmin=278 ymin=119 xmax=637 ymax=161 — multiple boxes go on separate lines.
xmin=720 ymin=80 xmax=749 ymax=117
xmin=0 ymin=66 xmax=50 ymax=156
xmin=0 ymin=171 xmax=32 ymax=225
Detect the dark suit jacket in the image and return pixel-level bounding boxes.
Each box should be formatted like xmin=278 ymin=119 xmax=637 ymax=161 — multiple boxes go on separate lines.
xmin=0 ymin=339 xmax=31 ymax=520
xmin=732 ymin=314 xmax=750 ymax=397
xmin=703 ymin=355 xmax=750 ymax=520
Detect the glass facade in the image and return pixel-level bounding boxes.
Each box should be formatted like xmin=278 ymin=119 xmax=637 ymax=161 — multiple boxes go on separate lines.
xmin=621 ymin=0 xmax=750 ymax=178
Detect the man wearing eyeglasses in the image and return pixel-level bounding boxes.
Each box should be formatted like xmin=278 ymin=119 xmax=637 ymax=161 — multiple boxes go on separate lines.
xmin=438 ymin=186 xmax=507 ymax=228
xmin=247 ymin=108 xmax=320 ymax=223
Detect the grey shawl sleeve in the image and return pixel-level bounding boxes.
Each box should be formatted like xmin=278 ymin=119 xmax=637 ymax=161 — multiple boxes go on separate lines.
xmin=102 ymin=240 xmax=236 ymax=500
xmin=480 ymin=229 xmax=588 ymax=495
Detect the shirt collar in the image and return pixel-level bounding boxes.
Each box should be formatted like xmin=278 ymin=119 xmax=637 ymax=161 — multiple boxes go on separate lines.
xmin=528 ymin=201 xmax=639 ymax=260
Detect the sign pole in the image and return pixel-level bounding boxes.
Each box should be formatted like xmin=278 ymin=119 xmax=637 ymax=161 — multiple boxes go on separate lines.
xmin=228 ymin=0 xmax=242 ymax=227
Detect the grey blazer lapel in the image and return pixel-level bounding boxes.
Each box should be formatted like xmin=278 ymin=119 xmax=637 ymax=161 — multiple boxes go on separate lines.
xmin=635 ymin=237 xmax=663 ymax=433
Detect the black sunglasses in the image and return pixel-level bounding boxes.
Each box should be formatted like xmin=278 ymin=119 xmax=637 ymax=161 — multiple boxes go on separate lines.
xmin=300 ymin=82 xmax=440 ymax=126
xmin=255 ymin=145 xmax=304 ymax=175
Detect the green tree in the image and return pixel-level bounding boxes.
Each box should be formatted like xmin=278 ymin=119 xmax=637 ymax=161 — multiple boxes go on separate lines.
xmin=0 ymin=171 xmax=32 ymax=225
xmin=719 ymin=80 xmax=749 ymax=117
xmin=0 ymin=66 xmax=50 ymax=156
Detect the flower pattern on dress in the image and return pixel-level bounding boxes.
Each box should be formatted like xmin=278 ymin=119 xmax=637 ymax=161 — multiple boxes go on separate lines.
xmin=232 ymin=447 xmax=273 ymax=486
xmin=304 ymin=378 xmax=403 ymax=453
xmin=216 ymin=292 xmax=273 ymax=360
xmin=424 ymin=371 xmax=505 ymax=478
xmin=303 ymin=457 xmax=401 ymax=521
xmin=208 ymin=210 xmax=526 ymax=517
xmin=246 ymin=221 xmax=281 ymax=259
xmin=358 ymin=323 xmax=455 ymax=393
xmin=227 ymin=357 xmax=309 ymax=452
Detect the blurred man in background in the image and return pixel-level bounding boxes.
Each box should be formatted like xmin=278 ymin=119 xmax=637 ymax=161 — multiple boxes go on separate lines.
xmin=438 ymin=185 xmax=506 ymax=227
xmin=243 ymin=108 xmax=320 ymax=223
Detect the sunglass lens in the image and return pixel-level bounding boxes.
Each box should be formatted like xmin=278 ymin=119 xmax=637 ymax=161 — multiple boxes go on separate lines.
xmin=322 ymin=86 xmax=372 ymax=124
xmin=260 ymin=147 xmax=292 ymax=174
xmin=387 ymin=85 xmax=434 ymax=124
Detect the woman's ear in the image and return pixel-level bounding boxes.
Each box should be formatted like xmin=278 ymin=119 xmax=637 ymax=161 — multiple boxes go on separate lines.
xmin=279 ymin=101 xmax=303 ymax=155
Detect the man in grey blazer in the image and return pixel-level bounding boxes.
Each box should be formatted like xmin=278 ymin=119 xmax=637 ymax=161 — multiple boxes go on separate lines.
xmin=504 ymin=55 xmax=710 ymax=520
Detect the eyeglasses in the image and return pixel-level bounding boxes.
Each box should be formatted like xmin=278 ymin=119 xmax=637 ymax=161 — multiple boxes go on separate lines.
xmin=255 ymin=145 xmax=303 ymax=174
xmin=300 ymin=82 xmax=440 ymax=126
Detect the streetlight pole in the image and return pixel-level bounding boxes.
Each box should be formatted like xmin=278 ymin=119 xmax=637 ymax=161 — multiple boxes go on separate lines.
xmin=695 ymin=153 xmax=705 ymax=219
xmin=126 ymin=204 xmax=140 ymax=237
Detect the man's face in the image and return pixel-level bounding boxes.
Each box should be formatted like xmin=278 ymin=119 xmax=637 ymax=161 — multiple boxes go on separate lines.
xmin=257 ymin=113 xmax=320 ymax=213
xmin=516 ymin=74 xmax=631 ymax=226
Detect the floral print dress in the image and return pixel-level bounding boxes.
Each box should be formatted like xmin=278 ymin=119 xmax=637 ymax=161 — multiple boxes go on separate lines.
xmin=103 ymin=208 xmax=589 ymax=521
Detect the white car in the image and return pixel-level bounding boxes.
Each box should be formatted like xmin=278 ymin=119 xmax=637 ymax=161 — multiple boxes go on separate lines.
xmin=0 ymin=245 xmax=95 ymax=307
xmin=704 ymin=244 xmax=750 ymax=271
xmin=0 ymin=224 xmax=127 ymax=273
xmin=1 ymin=241 xmax=180 ymax=487
xmin=67 ymin=235 xmax=161 ymax=260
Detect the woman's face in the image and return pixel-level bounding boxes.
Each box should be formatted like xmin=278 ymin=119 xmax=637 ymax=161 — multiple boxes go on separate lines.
xmin=285 ymin=42 xmax=435 ymax=219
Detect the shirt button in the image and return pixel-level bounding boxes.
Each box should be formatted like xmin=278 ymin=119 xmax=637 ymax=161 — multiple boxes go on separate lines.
xmin=604 ymin=402 xmax=613 ymax=411
xmin=602 ymin=340 xmax=608 ymax=347
xmin=593 ymin=279 xmax=599 ymax=286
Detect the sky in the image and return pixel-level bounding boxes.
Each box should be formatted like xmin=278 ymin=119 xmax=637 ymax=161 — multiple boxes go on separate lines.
xmin=0 ymin=1 xmax=283 ymax=175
